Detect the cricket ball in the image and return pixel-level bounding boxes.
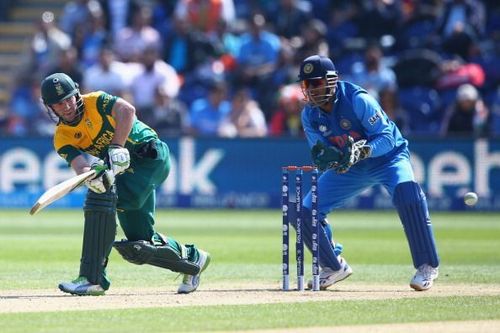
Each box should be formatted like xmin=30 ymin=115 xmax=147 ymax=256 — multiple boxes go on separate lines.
xmin=464 ymin=192 xmax=478 ymax=206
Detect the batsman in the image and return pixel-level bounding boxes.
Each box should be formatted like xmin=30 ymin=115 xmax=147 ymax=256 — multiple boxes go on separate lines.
xmin=40 ymin=73 xmax=210 ymax=295
xmin=295 ymin=55 xmax=439 ymax=291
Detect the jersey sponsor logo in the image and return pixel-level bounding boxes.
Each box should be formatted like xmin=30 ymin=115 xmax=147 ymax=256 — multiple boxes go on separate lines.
xmin=85 ymin=118 xmax=93 ymax=129
xmin=368 ymin=110 xmax=382 ymax=125
xmin=340 ymin=119 xmax=351 ymax=130
xmin=74 ymin=132 xmax=82 ymax=139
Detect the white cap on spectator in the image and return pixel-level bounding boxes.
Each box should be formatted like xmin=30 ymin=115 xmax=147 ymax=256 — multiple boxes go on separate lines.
xmin=457 ymin=84 xmax=478 ymax=101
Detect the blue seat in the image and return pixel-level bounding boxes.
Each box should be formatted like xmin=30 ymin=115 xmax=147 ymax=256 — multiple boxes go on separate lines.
xmin=487 ymin=90 xmax=500 ymax=137
xmin=398 ymin=86 xmax=442 ymax=135
xmin=403 ymin=20 xmax=435 ymax=40
xmin=335 ymin=52 xmax=364 ymax=75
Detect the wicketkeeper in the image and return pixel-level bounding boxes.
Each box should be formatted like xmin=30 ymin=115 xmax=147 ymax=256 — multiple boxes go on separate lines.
xmin=40 ymin=73 xmax=210 ymax=296
xmin=294 ymin=55 xmax=439 ymax=291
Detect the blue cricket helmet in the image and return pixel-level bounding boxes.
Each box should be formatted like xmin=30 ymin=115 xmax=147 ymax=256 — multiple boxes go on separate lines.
xmin=298 ymin=55 xmax=338 ymax=81
xmin=298 ymin=55 xmax=339 ymax=107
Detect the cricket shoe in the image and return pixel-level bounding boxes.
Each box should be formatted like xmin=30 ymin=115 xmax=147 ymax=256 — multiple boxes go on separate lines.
xmin=410 ymin=264 xmax=439 ymax=291
xmin=307 ymin=257 xmax=353 ymax=290
xmin=59 ymin=276 xmax=105 ymax=296
xmin=177 ymin=249 xmax=211 ymax=294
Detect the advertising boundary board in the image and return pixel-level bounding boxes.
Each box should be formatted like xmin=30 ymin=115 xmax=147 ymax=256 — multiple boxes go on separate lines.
xmin=0 ymin=137 xmax=499 ymax=210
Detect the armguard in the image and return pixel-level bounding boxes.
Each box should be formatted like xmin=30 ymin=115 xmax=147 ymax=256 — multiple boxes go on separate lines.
xmin=113 ymin=239 xmax=201 ymax=275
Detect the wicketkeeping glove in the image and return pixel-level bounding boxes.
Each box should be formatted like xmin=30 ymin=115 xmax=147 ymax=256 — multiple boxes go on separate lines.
xmin=85 ymin=159 xmax=115 ymax=194
xmin=311 ymin=140 xmax=344 ymax=171
xmin=333 ymin=136 xmax=372 ymax=174
xmin=108 ymin=144 xmax=130 ymax=175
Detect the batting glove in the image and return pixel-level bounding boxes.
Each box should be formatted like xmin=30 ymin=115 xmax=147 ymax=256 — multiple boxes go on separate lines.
xmin=334 ymin=137 xmax=371 ymax=174
xmin=85 ymin=159 xmax=115 ymax=193
xmin=108 ymin=144 xmax=130 ymax=175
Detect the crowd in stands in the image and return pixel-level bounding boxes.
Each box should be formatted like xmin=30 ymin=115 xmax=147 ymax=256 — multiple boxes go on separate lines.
xmin=1 ymin=0 xmax=500 ymax=138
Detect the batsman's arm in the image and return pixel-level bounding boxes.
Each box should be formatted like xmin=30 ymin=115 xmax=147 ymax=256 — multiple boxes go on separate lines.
xmin=110 ymin=97 xmax=135 ymax=147
xmin=71 ymin=154 xmax=92 ymax=175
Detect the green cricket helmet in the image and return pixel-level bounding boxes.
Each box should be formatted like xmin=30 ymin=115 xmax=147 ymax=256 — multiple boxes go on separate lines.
xmin=40 ymin=73 xmax=84 ymax=125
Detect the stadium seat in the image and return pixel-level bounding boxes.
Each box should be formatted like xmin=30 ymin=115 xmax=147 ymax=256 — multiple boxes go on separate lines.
xmin=398 ymin=86 xmax=442 ymax=135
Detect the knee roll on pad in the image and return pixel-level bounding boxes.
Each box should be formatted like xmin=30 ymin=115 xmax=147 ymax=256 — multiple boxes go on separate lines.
xmin=80 ymin=188 xmax=117 ymax=287
xmin=393 ymin=181 xmax=439 ymax=268
xmin=289 ymin=206 xmax=341 ymax=270
xmin=113 ymin=240 xmax=200 ymax=275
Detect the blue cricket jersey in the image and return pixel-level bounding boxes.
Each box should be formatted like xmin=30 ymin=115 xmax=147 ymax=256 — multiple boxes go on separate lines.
xmin=302 ymin=81 xmax=407 ymax=162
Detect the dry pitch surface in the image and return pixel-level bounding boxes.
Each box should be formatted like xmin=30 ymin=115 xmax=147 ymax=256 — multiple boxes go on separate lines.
xmin=1 ymin=282 xmax=500 ymax=332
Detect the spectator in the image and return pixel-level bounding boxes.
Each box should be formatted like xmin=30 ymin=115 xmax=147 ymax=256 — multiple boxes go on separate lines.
xmin=234 ymin=13 xmax=281 ymax=115
xmin=99 ymin=0 xmax=138 ymax=39
xmin=185 ymin=81 xmax=231 ymax=136
xmin=347 ymin=43 xmax=397 ymax=99
xmin=326 ymin=2 xmax=362 ymax=59
xmin=113 ymin=4 xmax=162 ymax=63
xmin=82 ymin=47 xmax=127 ymax=96
xmin=59 ymin=0 xmax=101 ymax=38
xmin=441 ymin=83 xmax=489 ymax=137
xmin=395 ymin=1 xmax=439 ymax=50
xmin=174 ymin=0 xmax=235 ymax=37
xmin=294 ymin=18 xmax=329 ymax=64
xmin=218 ymin=88 xmax=267 ymax=137
xmin=76 ymin=3 xmax=109 ymax=69
xmin=437 ymin=0 xmax=486 ymax=60
xmin=268 ymin=0 xmax=312 ymax=40
xmin=128 ymin=46 xmax=181 ymax=119
xmin=358 ymin=0 xmax=401 ymax=39
xmin=25 ymin=11 xmax=71 ymax=77
xmin=437 ymin=0 xmax=486 ymax=39
xmin=8 ymin=76 xmax=53 ymax=136
xmin=163 ymin=16 xmax=223 ymax=75
xmin=46 ymin=47 xmax=84 ymax=84
xmin=269 ymin=84 xmax=304 ymax=137
xmin=149 ymin=85 xmax=189 ymax=137
xmin=436 ymin=59 xmax=485 ymax=90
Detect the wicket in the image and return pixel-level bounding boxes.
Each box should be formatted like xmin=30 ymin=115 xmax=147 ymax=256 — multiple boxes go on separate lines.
xmin=282 ymin=165 xmax=320 ymax=291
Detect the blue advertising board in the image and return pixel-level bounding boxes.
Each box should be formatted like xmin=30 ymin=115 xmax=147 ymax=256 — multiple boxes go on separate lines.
xmin=0 ymin=137 xmax=499 ymax=210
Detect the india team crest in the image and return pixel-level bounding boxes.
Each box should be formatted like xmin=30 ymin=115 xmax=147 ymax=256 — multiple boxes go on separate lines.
xmin=340 ymin=119 xmax=351 ymax=130
xmin=303 ymin=63 xmax=313 ymax=74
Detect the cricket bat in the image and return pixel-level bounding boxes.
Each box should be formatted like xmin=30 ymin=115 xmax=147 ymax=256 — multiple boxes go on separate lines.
xmin=29 ymin=169 xmax=97 ymax=215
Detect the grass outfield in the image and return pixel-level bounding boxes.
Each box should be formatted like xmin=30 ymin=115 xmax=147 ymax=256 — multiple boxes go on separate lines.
xmin=0 ymin=209 xmax=499 ymax=332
